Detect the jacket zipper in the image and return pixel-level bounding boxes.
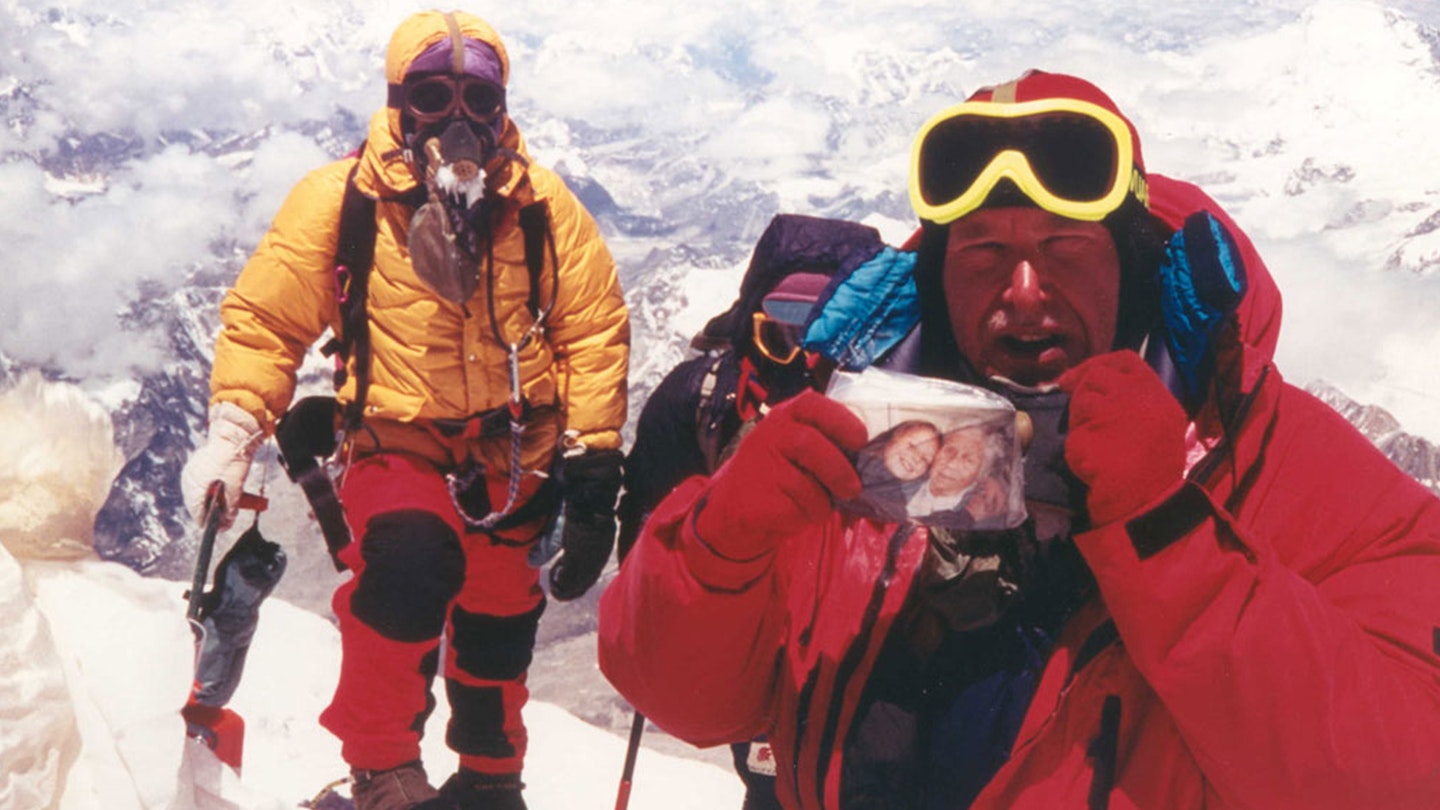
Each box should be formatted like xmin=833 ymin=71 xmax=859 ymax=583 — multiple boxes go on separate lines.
xmin=1189 ymin=364 xmax=1268 ymax=487
xmin=1008 ymin=618 xmax=1119 ymax=755
xmin=805 ymin=523 xmax=914 ymax=809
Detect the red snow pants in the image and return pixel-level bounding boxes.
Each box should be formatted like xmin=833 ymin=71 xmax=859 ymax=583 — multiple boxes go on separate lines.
xmin=319 ymin=452 xmax=549 ymax=776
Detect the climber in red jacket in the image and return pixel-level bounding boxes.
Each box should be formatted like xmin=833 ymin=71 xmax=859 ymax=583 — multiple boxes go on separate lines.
xmin=598 ymin=70 xmax=1440 ymax=809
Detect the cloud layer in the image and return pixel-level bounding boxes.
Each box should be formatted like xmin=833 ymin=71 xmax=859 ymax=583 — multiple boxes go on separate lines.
xmin=3 ymin=0 xmax=1440 ymax=438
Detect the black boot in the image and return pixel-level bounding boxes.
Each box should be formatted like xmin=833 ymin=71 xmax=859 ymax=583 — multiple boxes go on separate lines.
xmin=413 ymin=769 xmax=527 ymax=810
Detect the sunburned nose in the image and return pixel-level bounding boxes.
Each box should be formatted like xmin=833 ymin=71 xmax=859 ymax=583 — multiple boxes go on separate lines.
xmin=1002 ymin=260 xmax=1045 ymax=309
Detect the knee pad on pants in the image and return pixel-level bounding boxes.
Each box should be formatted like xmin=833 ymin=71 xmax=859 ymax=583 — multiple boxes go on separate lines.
xmin=350 ymin=509 xmax=465 ymax=642
xmin=445 ymin=682 xmax=515 ymax=758
xmin=449 ymin=600 xmax=545 ymax=681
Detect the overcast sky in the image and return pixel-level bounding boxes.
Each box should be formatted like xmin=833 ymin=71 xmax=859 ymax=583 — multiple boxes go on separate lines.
xmin=3 ymin=0 xmax=1440 ymax=440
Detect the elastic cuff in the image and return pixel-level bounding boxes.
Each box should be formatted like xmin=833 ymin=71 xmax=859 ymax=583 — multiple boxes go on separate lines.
xmin=680 ymin=495 xmax=776 ymax=592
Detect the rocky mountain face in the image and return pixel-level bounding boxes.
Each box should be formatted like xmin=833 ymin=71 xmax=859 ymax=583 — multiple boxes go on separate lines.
xmin=1305 ymin=380 xmax=1440 ymax=495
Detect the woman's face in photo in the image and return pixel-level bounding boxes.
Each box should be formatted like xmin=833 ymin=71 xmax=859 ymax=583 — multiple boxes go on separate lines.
xmin=882 ymin=423 xmax=942 ymax=481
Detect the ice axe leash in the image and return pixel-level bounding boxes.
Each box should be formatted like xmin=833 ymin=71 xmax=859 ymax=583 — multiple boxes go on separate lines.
xmin=614 ymin=709 xmax=646 ymax=810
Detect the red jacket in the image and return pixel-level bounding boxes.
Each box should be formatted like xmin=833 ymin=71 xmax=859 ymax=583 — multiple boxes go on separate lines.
xmin=598 ymin=177 xmax=1440 ymax=808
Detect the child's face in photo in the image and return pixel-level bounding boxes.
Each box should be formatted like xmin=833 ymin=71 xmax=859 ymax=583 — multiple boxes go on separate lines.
xmin=882 ymin=423 xmax=941 ymax=481
xmin=927 ymin=427 xmax=988 ymax=497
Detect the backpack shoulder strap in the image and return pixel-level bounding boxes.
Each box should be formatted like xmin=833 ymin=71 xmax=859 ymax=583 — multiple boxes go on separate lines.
xmin=319 ymin=156 xmax=377 ymax=431
xmin=693 ymin=352 xmax=727 ymax=473
xmin=321 ymin=160 xmax=549 ymax=431
xmin=517 ymin=199 xmax=552 ymax=321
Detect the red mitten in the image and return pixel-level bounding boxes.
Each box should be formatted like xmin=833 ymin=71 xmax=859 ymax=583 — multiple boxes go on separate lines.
xmin=1058 ymin=351 xmax=1188 ymax=527
xmin=694 ymin=390 xmax=867 ymax=559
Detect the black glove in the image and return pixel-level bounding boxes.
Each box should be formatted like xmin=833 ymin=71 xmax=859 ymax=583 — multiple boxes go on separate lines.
xmin=549 ymin=449 xmax=624 ymax=601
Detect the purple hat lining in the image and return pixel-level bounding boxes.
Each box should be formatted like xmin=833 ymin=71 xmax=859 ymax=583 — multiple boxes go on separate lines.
xmin=408 ymin=37 xmax=503 ymax=85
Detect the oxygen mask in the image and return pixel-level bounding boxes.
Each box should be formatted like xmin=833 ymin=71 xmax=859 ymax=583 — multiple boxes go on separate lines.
xmin=425 ymin=118 xmax=494 ymax=205
xmin=407 ymin=116 xmax=503 ymax=305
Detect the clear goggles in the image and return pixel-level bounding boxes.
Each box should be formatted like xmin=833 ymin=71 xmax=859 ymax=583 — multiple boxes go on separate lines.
xmin=390 ymin=74 xmax=506 ymax=125
xmin=908 ymin=97 xmax=1147 ymax=225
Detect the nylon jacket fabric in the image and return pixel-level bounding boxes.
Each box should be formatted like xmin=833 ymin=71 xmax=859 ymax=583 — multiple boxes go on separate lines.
xmin=210 ymin=12 xmax=628 ymax=454
xmin=598 ymin=174 xmax=1440 ymax=809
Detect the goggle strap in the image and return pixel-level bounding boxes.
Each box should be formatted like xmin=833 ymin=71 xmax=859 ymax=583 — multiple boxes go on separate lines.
xmin=990 ymin=79 xmax=1020 ymax=104
xmin=443 ymin=13 xmax=466 ymax=75
xmin=1130 ymin=168 xmax=1149 ymax=208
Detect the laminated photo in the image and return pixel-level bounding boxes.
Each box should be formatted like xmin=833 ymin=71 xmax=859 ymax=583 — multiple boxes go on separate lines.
xmin=826 ymin=367 xmax=1026 ymax=530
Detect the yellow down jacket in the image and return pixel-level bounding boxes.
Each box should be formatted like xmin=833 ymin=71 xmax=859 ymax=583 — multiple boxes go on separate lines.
xmin=210 ymin=11 xmax=629 ymax=464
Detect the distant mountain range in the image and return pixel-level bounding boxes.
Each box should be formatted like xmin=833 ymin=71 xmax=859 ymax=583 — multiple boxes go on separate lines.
xmin=6 ymin=2 xmax=1440 ymax=748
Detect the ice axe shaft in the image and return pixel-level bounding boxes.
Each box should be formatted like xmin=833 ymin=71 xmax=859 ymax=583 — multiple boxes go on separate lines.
xmin=186 ymin=483 xmax=267 ymax=624
xmin=187 ymin=483 xmax=227 ymax=625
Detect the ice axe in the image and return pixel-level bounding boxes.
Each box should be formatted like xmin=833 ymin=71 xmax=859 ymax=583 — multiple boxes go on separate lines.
xmin=181 ymin=480 xmax=278 ymax=773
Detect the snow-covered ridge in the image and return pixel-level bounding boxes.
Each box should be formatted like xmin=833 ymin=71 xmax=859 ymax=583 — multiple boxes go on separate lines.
xmin=1306 ymin=379 xmax=1440 ymax=494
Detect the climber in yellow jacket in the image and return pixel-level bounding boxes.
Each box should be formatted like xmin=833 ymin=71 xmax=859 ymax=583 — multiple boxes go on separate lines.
xmin=181 ymin=10 xmax=629 ymax=810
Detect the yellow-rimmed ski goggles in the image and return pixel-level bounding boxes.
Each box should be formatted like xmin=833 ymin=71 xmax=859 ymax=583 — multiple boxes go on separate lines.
xmin=909 ymin=97 xmax=1148 ymax=225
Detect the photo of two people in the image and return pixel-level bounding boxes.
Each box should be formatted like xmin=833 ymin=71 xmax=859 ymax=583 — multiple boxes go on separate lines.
xmin=827 ymin=368 xmax=1026 ymax=530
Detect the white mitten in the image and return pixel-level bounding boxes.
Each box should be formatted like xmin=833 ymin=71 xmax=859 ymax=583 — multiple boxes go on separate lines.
xmin=181 ymin=402 xmax=263 ymax=530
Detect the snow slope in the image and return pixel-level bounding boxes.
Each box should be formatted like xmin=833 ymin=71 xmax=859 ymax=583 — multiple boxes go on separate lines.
xmin=15 ymin=559 xmax=742 ymax=810
xmin=0 ymin=374 xmax=742 ymax=810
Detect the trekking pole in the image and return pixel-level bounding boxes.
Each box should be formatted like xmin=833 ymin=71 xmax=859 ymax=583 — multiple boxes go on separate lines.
xmin=614 ymin=709 xmax=646 ymax=810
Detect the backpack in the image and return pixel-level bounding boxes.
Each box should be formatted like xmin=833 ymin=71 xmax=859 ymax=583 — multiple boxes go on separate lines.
xmin=615 ymin=213 xmax=892 ymax=559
